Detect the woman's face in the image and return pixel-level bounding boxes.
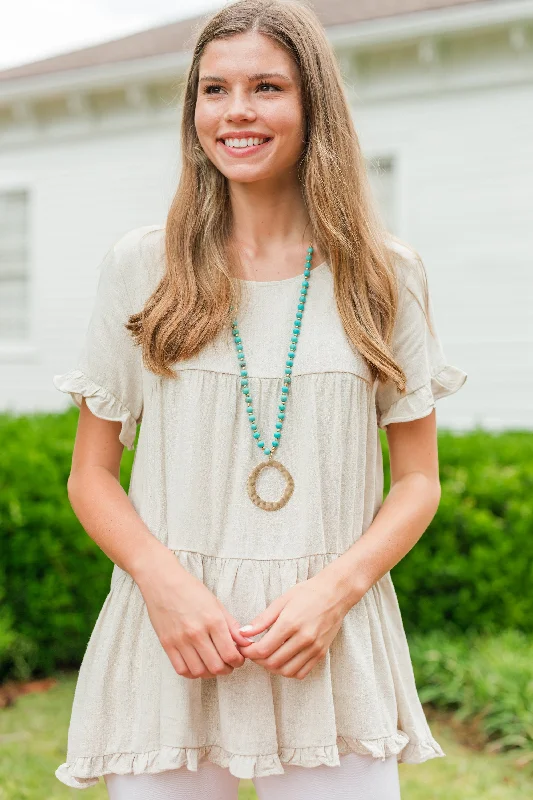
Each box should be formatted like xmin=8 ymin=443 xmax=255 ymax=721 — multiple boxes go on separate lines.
xmin=194 ymin=31 xmax=306 ymax=185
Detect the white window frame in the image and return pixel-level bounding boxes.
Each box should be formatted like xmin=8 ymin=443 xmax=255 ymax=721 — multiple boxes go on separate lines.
xmin=0 ymin=175 xmax=36 ymax=362
xmin=364 ymin=148 xmax=409 ymax=241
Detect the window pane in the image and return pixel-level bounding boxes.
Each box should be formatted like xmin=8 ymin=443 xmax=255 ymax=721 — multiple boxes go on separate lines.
xmin=0 ymin=247 xmax=27 ymax=279
xmin=0 ymin=190 xmax=29 ymax=339
xmin=367 ymin=156 xmax=396 ymax=235
xmin=0 ymin=190 xmax=27 ymax=234
xmin=0 ymin=278 xmax=28 ymax=339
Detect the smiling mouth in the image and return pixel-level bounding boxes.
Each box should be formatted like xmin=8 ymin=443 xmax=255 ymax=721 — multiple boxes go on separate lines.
xmin=217 ymin=137 xmax=273 ymax=153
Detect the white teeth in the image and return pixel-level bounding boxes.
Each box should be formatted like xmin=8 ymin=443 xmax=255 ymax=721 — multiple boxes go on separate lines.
xmin=223 ymin=137 xmax=269 ymax=148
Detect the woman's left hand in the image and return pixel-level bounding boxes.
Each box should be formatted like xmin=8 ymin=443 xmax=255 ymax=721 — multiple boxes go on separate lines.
xmin=235 ymin=571 xmax=361 ymax=680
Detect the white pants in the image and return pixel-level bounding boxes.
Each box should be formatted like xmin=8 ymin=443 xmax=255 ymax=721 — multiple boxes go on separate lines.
xmin=104 ymin=752 xmax=401 ymax=799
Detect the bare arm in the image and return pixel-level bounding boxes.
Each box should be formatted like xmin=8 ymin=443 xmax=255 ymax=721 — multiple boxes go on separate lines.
xmin=66 ymin=399 xmax=250 ymax=677
xmin=67 ymin=399 xmax=170 ymax=578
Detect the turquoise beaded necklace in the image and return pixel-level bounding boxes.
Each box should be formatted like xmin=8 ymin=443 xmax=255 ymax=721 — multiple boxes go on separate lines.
xmin=231 ymin=245 xmax=314 ymax=511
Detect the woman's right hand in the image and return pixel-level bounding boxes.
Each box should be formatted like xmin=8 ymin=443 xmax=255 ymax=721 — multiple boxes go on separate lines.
xmin=133 ymin=545 xmax=251 ymax=679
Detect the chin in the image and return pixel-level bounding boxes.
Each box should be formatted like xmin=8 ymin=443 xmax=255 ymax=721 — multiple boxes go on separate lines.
xmin=221 ymin=168 xmax=275 ymax=184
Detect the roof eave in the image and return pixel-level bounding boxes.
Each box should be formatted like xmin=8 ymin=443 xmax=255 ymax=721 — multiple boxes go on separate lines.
xmin=1 ymin=0 xmax=532 ymax=102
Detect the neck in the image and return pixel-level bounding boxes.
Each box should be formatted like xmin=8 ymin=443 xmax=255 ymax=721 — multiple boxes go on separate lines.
xmin=227 ymin=172 xmax=312 ymax=258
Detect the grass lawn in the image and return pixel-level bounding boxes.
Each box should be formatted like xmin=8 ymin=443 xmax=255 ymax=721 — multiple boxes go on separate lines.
xmin=0 ymin=673 xmax=530 ymax=799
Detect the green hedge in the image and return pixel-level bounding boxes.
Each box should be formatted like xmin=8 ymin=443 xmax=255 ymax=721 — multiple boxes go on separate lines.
xmin=0 ymin=409 xmax=134 ymax=681
xmin=0 ymin=408 xmax=532 ymax=681
xmin=410 ymin=629 xmax=533 ymax=758
xmin=384 ymin=429 xmax=533 ymax=635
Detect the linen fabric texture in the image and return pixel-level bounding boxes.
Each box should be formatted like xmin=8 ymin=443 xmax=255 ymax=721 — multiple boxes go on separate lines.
xmin=52 ymin=225 xmax=467 ymax=789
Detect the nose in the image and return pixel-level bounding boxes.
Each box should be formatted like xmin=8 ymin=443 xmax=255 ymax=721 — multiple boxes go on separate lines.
xmin=223 ymin=86 xmax=257 ymax=122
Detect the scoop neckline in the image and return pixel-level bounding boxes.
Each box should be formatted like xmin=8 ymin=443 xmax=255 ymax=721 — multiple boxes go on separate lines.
xmin=234 ymin=260 xmax=328 ymax=286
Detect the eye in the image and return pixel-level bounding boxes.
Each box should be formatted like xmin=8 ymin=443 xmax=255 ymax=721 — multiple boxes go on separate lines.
xmin=203 ymin=84 xmax=224 ymax=95
xmin=257 ymin=83 xmax=281 ymax=92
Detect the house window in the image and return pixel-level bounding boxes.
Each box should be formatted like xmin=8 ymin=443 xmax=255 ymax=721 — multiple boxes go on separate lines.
xmin=366 ymin=156 xmax=396 ymax=235
xmin=0 ymin=189 xmax=29 ymax=340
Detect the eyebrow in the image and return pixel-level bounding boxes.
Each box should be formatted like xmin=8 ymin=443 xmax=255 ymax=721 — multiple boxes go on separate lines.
xmin=199 ymin=72 xmax=292 ymax=83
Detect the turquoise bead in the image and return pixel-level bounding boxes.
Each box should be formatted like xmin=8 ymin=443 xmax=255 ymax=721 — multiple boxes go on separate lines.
xmin=232 ymin=245 xmax=314 ymax=454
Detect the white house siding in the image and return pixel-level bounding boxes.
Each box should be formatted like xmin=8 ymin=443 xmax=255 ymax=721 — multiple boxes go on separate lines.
xmin=0 ymin=6 xmax=532 ymax=431
xmin=358 ymin=77 xmax=533 ymax=430
xmin=0 ymin=120 xmax=183 ymax=415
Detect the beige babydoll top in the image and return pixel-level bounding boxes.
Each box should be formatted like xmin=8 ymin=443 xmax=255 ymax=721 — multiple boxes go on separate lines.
xmin=52 ymin=224 xmax=467 ymax=789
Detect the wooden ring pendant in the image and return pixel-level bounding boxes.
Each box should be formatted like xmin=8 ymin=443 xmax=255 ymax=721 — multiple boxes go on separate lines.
xmin=247 ymin=459 xmax=294 ymax=511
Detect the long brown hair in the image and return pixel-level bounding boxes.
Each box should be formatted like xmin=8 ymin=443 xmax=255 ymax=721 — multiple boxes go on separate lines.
xmin=127 ymin=0 xmax=431 ymax=392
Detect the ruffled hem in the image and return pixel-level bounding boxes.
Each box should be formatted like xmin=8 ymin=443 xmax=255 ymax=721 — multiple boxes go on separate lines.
xmin=55 ymin=732 xmax=444 ymax=787
xmin=53 ymin=368 xmax=138 ymax=450
xmin=55 ymin=552 xmax=447 ymax=789
xmin=378 ymin=363 xmax=467 ymax=429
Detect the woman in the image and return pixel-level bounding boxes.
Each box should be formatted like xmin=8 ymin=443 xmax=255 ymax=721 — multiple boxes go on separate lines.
xmin=53 ymin=1 xmax=467 ymax=798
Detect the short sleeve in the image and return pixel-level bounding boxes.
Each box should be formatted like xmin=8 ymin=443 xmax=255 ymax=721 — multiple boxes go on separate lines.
xmin=375 ymin=246 xmax=467 ymax=429
xmin=53 ymin=233 xmax=144 ymax=450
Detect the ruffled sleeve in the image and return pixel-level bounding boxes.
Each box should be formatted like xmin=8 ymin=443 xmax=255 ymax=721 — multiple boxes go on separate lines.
xmin=375 ymin=245 xmax=467 ymax=430
xmin=53 ymin=233 xmax=144 ymax=450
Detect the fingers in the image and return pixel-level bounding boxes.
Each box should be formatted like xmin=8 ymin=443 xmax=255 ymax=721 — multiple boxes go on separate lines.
xmin=294 ymin=656 xmax=319 ymax=680
xmin=255 ymin=643 xmax=320 ymax=678
xmin=218 ymin=604 xmax=257 ymax=648
xmin=243 ymin=632 xmax=300 ymax=667
xmin=165 ymin=619 xmax=246 ymax=679
xmin=209 ymin=622 xmax=246 ymax=669
xmin=238 ymin=618 xmax=300 ymax=660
